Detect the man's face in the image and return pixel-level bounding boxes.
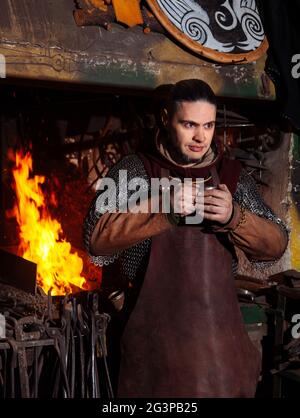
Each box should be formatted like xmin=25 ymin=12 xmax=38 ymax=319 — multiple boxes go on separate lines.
xmin=168 ymin=100 xmax=216 ymax=164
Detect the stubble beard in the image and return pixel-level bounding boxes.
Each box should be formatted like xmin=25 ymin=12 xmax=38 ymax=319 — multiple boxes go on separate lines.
xmin=167 ymin=135 xmax=208 ymax=165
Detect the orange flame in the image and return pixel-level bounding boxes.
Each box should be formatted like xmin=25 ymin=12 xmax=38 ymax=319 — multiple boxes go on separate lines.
xmin=10 ymin=150 xmax=86 ymax=296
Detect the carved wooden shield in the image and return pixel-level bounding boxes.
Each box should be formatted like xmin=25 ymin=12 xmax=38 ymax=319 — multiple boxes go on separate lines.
xmin=146 ymin=0 xmax=268 ymax=63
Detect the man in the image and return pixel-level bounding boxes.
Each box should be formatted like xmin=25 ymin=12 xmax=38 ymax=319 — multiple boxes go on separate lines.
xmin=84 ymin=79 xmax=288 ymax=397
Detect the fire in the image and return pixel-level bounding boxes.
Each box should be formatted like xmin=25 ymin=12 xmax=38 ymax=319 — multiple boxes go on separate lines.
xmin=9 ymin=150 xmax=87 ymax=296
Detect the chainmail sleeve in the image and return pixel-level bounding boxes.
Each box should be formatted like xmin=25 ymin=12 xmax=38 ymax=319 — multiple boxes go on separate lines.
xmin=83 ymin=155 xmax=151 ymax=272
xmin=233 ymin=168 xmax=289 ymax=270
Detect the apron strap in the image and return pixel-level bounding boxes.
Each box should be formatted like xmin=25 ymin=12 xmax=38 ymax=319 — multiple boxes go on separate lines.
xmin=160 ymin=167 xmax=170 ymax=178
xmin=210 ymin=166 xmax=220 ymax=187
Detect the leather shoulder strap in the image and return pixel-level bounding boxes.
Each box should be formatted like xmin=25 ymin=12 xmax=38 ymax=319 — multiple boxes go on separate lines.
xmin=218 ymin=157 xmax=242 ymax=195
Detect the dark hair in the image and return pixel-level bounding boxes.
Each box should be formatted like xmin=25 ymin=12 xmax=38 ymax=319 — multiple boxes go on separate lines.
xmin=168 ymin=79 xmax=217 ymax=117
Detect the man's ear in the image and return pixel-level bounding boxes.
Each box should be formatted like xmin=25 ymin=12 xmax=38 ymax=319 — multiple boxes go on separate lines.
xmin=160 ymin=108 xmax=169 ymax=128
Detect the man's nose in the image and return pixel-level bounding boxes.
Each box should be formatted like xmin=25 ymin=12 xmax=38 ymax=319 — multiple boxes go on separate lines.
xmin=193 ymin=127 xmax=204 ymax=142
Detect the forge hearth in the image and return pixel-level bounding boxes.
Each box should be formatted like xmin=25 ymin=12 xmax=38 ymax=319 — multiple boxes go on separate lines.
xmin=1 ymin=148 xmax=102 ymax=296
xmin=0 ymin=136 xmax=111 ymax=398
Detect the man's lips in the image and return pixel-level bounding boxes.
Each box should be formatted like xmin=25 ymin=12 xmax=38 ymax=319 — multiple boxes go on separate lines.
xmin=188 ymin=145 xmax=205 ymax=152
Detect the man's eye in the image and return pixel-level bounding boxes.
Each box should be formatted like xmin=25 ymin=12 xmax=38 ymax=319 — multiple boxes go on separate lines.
xmin=204 ymin=122 xmax=215 ymax=129
xmin=183 ymin=122 xmax=194 ymax=128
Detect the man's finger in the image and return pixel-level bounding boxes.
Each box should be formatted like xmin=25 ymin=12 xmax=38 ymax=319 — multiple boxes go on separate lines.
xmin=204 ymin=189 xmax=227 ymax=200
xmin=218 ymin=184 xmax=229 ymax=192
xmin=204 ymin=205 xmax=224 ymax=214
xmin=204 ymin=196 xmax=229 ymax=207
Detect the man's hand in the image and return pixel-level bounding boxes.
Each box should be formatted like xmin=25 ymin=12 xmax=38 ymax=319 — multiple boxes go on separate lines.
xmin=202 ymin=184 xmax=233 ymax=224
xmin=170 ymin=178 xmax=197 ymax=217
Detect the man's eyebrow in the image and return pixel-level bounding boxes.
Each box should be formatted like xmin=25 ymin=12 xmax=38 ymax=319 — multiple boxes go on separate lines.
xmin=179 ymin=119 xmax=199 ymax=125
xmin=179 ymin=119 xmax=216 ymax=125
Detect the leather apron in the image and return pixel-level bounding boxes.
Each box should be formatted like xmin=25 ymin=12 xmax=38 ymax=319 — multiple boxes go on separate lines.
xmin=117 ymin=167 xmax=261 ymax=398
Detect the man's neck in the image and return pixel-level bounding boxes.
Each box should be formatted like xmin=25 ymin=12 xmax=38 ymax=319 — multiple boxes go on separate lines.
xmin=168 ymin=146 xmax=214 ymax=167
xmin=156 ymin=130 xmax=218 ymax=168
